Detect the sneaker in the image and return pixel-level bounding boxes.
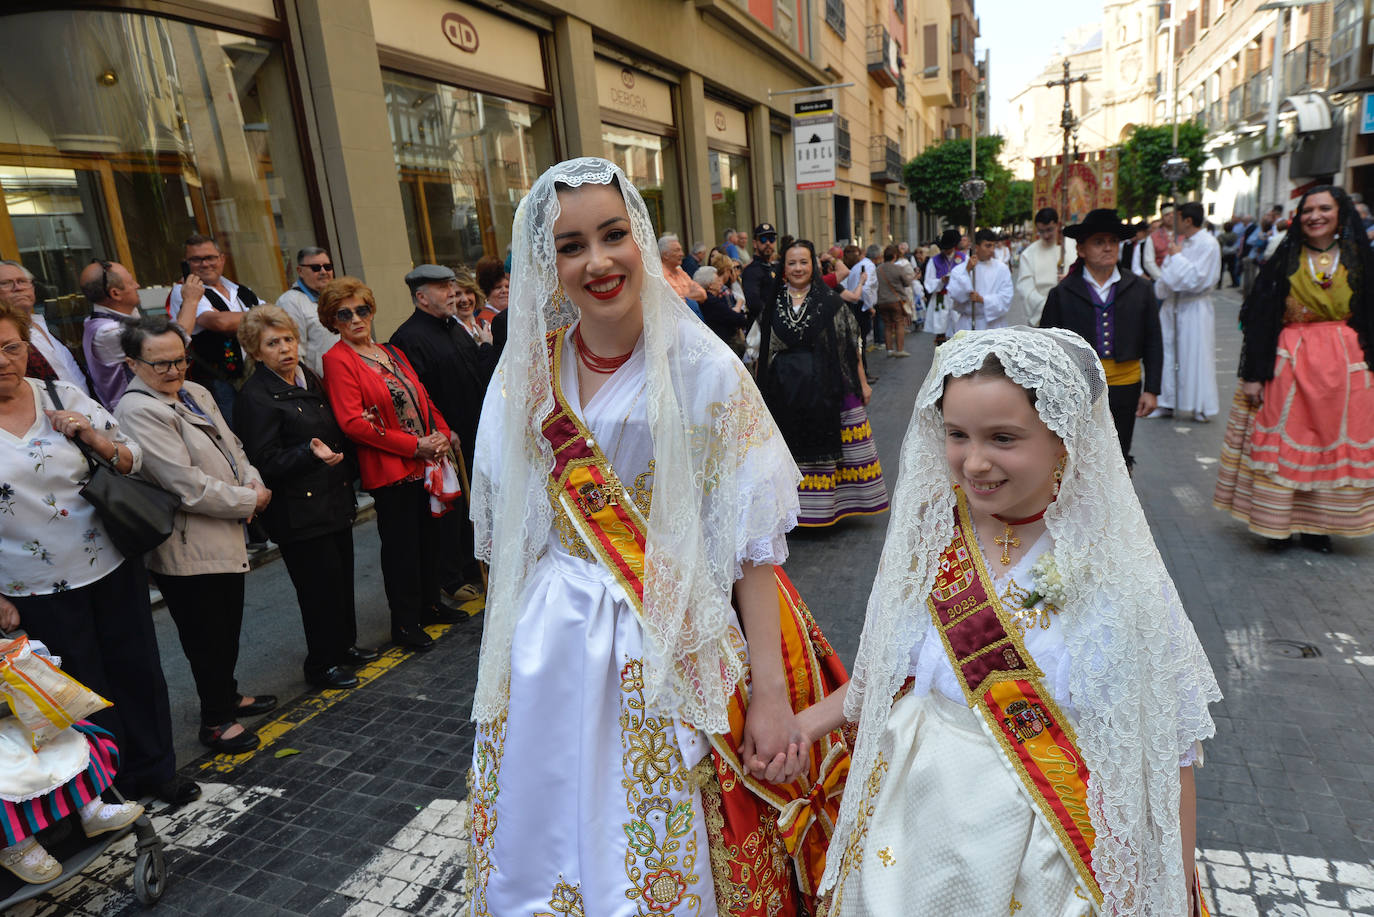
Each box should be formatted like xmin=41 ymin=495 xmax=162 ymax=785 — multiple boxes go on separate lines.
xmin=0 ymin=837 xmax=61 ymax=884
xmin=80 ymin=800 xmax=145 ymax=838
xmin=893 ymin=350 xmax=911 ymax=358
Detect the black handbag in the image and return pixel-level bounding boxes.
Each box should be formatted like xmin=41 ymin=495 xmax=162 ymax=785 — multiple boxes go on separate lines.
xmin=44 ymin=381 xmax=181 ymax=559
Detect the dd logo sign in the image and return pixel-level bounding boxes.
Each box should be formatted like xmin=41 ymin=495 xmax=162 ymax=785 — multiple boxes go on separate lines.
xmin=441 ymin=13 xmax=479 ymax=53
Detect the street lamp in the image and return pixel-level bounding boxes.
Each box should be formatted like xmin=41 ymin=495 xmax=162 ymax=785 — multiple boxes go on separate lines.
xmin=1256 ymin=0 xmax=1324 ymax=148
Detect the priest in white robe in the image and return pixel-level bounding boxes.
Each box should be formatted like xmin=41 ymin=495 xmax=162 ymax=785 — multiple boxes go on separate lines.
xmin=1013 ymin=207 xmax=1075 ymax=326
xmin=1153 ymin=200 xmax=1221 ymax=420
xmin=945 ymin=229 xmax=1014 ymax=332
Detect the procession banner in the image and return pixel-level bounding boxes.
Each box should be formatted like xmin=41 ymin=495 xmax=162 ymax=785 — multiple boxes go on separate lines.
xmin=1033 ymin=149 xmax=1119 ymax=223
xmin=794 ymin=98 xmax=836 ymax=191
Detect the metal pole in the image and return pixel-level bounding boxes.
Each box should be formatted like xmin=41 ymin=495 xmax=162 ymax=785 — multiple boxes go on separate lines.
xmin=1267 ymin=10 xmax=1284 ymax=147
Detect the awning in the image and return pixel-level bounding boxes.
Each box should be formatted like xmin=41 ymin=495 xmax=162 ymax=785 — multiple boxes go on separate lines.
xmin=1280 ymin=93 xmax=1333 ymax=133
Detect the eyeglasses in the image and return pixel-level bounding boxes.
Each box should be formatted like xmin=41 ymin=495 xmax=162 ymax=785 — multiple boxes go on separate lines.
xmin=186 ymin=254 xmax=221 ymax=264
xmin=89 ymin=259 xmax=113 ymax=300
xmin=301 ymin=263 xmax=334 ymax=273
xmin=334 ymin=305 xmax=372 ymax=323
xmin=0 ymin=277 xmax=34 ymax=291
xmin=0 ymin=341 xmax=28 ymax=362
xmin=133 ymin=356 xmax=188 ymax=373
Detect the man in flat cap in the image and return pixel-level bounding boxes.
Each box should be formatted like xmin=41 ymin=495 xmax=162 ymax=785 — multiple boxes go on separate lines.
xmin=389 ymin=264 xmax=495 ymax=611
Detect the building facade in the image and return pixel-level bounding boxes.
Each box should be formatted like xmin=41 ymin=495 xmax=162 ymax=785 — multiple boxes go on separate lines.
xmin=1 ymin=0 xmax=956 ymax=340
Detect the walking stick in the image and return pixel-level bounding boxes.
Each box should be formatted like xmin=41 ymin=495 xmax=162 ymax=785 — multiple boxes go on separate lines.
xmin=452 ymin=445 xmax=488 ymax=592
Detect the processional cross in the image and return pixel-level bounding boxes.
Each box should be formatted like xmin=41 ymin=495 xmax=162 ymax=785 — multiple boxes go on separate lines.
xmin=1046 ymin=59 xmax=1087 ymax=272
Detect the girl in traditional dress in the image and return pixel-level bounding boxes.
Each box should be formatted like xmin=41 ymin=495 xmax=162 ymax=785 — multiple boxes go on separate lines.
xmin=466 ymin=158 xmax=849 ymax=916
xmin=755 ymin=240 xmax=887 ymax=528
xmin=787 ymin=328 xmax=1221 ymax=915
xmin=1214 ymin=185 xmax=1374 ymax=551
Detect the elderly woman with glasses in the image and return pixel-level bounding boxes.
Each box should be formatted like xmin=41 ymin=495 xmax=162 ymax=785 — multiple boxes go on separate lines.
xmin=319 ymin=277 xmax=456 ymax=653
xmin=0 ymin=304 xmax=197 ymax=806
xmin=234 ymin=305 xmax=375 ymax=691
xmin=114 ymin=315 xmax=278 ymax=756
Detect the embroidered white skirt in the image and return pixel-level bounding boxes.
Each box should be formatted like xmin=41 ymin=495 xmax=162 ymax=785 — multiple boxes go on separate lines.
xmin=469 ymin=547 xmax=720 ymax=916
xmin=828 ymin=689 xmax=1095 ymax=917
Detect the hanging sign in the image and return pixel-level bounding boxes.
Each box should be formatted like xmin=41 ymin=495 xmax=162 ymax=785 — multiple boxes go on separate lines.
xmin=793 ymin=98 xmax=836 ymax=191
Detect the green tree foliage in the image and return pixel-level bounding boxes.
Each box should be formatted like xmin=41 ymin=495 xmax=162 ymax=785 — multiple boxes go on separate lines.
xmin=1002 ymin=180 xmax=1034 ymax=226
xmin=1117 ymin=122 xmax=1206 ymax=218
xmin=904 ymin=136 xmax=1015 ymax=229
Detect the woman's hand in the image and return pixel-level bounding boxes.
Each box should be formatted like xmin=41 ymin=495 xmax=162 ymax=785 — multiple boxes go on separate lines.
xmin=414 ymin=432 xmax=449 ymax=461
xmin=249 ymin=481 xmax=272 ymax=520
xmin=47 ymin=409 xmax=96 ymax=444
xmin=309 ymin=437 xmax=344 ymax=466
xmin=860 ymin=379 xmax=873 ymax=406
xmin=475 ymin=323 xmax=494 ymax=346
xmin=0 ymin=596 xmax=19 ymax=633
xmin=1241 ymin=380 xmax=1263 ymax=408
xmin=740 ymin=689 xmax=802 ymax=784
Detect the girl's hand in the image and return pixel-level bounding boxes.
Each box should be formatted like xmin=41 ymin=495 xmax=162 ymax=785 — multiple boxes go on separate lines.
xmin=740 ymin=690 xmax=801 ymax=783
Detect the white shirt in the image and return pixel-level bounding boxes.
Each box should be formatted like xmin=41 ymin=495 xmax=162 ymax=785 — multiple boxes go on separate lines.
xmin=169 ymin=276 xmax=250 ymax=335
xmin=944 ymin=257 xmax=1014 ymax=331
xmin=1013 ymin=238 xmax=1076 ymax=327
xmin=1084 ymin=266 xmax=1121 ymax=302
xmin=30 ymin=313 xmax=90 ymax=396
xmin=0 ymin=380 xmax=143 ymax=595
xmin=844 ymin=257 xmax=878 ymax=311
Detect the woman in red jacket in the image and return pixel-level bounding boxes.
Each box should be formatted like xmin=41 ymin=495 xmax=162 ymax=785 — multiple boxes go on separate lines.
xmin=319 ymin=277 xmax=459 ymax=651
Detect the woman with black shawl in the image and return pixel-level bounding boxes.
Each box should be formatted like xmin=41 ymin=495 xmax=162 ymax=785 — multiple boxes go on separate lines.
xmin=1214 ymin=185 xmax=1374 ymax=551
xmin=757 ymin=240 xmax=888 ymax=526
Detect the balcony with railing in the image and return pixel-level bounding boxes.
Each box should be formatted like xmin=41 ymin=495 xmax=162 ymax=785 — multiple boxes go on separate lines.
xmin=868 ymin=25 xmax=900 ymax=88
xmin=1283 ymin=45 xmax=1315 ymax=93
xmin=824 ymin=0 xmax=845 ymax=39
xmin=870 ymin=136 xmax=903 ymax=184
xmin=897 ymin=77 xmax=907 ymax=107
xmin=1244 ymin=67 xmax=1270 ymax=118
xmin=1228 ymin=85 xmax=1243 ymax=123
xmin=836 ymin=116 xmax=851 ymax=168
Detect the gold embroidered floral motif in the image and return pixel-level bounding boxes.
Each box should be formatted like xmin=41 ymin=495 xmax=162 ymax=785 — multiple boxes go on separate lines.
xmin=829 ymin=751 xmax=889 ymax=914
xmin=877 ymin=847 xmax=895 ymax=867
xmin=469 ymin=712 xmax=508 ymax=917
xmin=534 ymin=876 xmax=586 ymax=916
xmin=620 ymin=659 xmax=701 ymax=915
xmin=1009 ymin=895 xmax=1023 ymax=913
xmin=1002 ymin=577 xmax=1060 ymax=632
xmin=632 ymin=461 xmax=655 ymax=518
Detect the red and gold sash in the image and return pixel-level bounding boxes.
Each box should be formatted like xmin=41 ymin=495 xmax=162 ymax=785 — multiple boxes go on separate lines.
xmin=929 ymin=489 xmax=1103 ymax=906
xmin=540 ymin=328 xmax=850 ymax=913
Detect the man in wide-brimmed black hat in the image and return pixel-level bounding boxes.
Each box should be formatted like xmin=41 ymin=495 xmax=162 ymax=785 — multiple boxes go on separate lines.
xmin=1040 ymin=209 xmax=1163 ymax=470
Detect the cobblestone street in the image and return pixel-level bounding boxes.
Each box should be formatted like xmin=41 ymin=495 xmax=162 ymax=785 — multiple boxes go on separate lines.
xmin=11 ymin=291 xmax=1374 ymax=916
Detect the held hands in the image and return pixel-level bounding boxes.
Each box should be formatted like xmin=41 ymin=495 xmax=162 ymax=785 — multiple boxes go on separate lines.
xmin=740 ymin=689 xmax=806 ymax=784
xmin=309 ymin=437 xmax=344 ymax=467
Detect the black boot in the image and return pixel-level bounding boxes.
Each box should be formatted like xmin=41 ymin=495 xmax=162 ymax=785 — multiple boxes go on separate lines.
xmin=1299 ymin=533 xmax=1334 ymax=553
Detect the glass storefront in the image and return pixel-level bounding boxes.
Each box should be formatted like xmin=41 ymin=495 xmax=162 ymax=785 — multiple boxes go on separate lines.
xmin=384 ymin=70 xmax=555 ymax=269
xmin=602 ymin=124 xmax=682 ymax=238
xmin=710 ymin=150 xmax=752 ymax=247
xmin=0 ymin=10 xmax=315 ymax=348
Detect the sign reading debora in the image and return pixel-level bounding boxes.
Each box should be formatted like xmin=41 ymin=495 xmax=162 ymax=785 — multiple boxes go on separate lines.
xmin=595 ymin=58 xmax=673 ymax=127
xmin=794 ymin=98 xmax=835 ymax=191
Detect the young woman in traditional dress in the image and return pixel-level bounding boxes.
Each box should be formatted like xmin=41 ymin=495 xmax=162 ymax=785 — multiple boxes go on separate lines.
xmin=755 ymin=240 xmax=887 ymax=528
xmin=1214 ymin=185 xmax=1374 ymax=551
xmin=784 ymin=328 xmax=1221 ymax=915
xmin=466 ymin=158 xmax=849 ymax=916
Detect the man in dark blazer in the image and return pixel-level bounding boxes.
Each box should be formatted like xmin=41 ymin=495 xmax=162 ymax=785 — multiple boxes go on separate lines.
xmin=390 ymin=264 xmax=496 ymax=607
xmin=1042 ymin=210 xmax=1163 ymax=470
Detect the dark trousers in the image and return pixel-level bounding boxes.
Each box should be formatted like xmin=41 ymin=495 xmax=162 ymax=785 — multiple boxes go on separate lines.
xmin=279 ymin=529 xmax=358 ymax=672
xmin=438 ymin=492 xmax=481 ymax=594
xmin=154 ymin=571 xmax=245 ymax=726
xmin=11 ymin=558 xmax=176 ymax=787
xmin=370 ymin=479 xmax=440 ymax=632
xmin=1108 ymin=381 xmax=1143 ymax=466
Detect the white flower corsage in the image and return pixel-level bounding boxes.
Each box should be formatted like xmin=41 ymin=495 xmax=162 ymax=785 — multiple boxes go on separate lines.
xmin=1023 ymin=553 xmax=1067 ymax=610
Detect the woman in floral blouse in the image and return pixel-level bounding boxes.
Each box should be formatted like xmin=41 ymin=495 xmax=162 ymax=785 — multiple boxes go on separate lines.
xmin=0 ymin=303 xmax=196 ymax=807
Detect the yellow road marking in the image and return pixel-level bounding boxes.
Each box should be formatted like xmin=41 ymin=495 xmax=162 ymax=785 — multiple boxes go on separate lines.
xmin=197 ymin=594 xmax=485 ymax=775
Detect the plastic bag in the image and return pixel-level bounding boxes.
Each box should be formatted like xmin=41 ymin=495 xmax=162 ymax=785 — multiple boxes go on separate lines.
xmin=0 ymin=637 xmax=110 ymax=748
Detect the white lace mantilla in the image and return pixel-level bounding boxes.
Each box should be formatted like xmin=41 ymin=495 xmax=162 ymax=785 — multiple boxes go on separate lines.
xmin=824 ymin=328 xmax=1222 ymax=916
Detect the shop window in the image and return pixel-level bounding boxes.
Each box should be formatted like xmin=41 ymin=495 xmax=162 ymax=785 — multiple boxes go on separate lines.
xmin=601 ymin=124 xmax=683 ymax=238
xmin=770 ymin=132 xmax=787 ymax=231
xmin=0 ymin=9 xmax=316 ymax=348
xmin=383 ymin=71 xmax=555 ymax=269
xmin=709 ymin=151 xmax=752 ymax=247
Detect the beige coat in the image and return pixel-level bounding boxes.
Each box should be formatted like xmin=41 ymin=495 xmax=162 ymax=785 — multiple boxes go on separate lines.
xmin=114 ymin=377 xmax=263 ymax=576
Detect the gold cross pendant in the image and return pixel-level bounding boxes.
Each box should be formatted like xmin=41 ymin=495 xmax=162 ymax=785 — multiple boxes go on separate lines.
xmin=994 ymin=525 xmax=1020 ymax=565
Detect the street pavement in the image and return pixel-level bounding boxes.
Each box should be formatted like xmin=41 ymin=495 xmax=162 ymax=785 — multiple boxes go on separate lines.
xmin=13 ymin=288 xmax=1374 ymax=916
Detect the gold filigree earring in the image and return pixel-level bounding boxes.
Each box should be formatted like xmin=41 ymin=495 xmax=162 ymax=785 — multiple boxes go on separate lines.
xmin=1051 ymin=455 xmax=1067 ymax=498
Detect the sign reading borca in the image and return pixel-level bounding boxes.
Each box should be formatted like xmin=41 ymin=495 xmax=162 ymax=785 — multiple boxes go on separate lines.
xmin=441 ymin=12 xmax=479 ymax=53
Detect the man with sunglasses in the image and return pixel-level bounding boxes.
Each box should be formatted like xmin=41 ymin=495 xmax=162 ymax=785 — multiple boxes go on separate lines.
xmin=167 ymin=233 xmax=260 ymax=426
xmin=276 ymin=246 xmax=336 ymax=377
xmin=740 ymin=221 xmax=779 ymax=323
xmin=79 ymin=259 xmax=142 ymax=408
xmin=0 ymin=260 xmax=90 ymax=395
